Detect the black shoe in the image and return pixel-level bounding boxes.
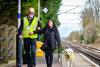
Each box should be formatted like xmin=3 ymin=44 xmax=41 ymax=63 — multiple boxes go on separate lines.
xmin=28 ymin=65 xmax=32 ymax=67
xmin=27 ymin=64 xmax=35 ymax=67
xmin=32 ymin=64 xmax=36 ymax=67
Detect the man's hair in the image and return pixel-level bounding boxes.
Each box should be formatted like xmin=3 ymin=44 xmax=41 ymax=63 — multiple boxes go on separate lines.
xmin=28 ymin=7 xmax=35 ymax=13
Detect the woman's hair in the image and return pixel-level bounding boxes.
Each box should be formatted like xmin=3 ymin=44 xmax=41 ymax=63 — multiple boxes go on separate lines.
xmin=46 ymin=19 xmax=56 ymax=28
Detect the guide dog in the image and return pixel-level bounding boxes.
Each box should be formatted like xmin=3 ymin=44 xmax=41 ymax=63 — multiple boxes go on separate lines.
xmin=64 ymin=48 xmax=75 ymax=67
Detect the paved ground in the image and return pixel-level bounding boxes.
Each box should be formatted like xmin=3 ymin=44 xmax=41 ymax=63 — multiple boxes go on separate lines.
xmin=23 ymin=53 xmax=61 ymax=67
xmin=1 ymin=52 xmax=98 ymax=67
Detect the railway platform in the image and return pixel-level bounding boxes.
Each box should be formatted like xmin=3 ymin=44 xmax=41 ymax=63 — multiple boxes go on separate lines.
xmin=23 ymin=51 xmax=99 ymax=67
xmin=22 ymin=53 xmax=61 ymax=67
xmin=1 ymin=50 xmax=99 ymax=67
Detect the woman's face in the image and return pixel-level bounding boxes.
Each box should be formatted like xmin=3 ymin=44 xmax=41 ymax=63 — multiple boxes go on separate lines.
xmin=48 ymin=20 xmax=53 ymax=28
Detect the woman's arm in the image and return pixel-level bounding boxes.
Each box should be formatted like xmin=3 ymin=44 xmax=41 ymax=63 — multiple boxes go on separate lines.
xmin=55 ymin=28 xmax=61 ymax=48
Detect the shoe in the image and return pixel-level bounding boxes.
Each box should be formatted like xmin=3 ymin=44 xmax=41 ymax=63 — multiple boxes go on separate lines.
xmin=32 ymin=64 xmax=36 ymax=67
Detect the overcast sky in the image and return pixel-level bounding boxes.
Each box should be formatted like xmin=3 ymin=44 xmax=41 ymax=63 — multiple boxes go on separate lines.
xmin=58 ymin=0 xmax=87 ymax=38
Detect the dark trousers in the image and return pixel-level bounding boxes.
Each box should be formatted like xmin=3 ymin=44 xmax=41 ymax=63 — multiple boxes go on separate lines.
xmin=45 ymin=49 xmax=53 ymax=67
xmin=23 ymin=38 xmax=36 ymax=67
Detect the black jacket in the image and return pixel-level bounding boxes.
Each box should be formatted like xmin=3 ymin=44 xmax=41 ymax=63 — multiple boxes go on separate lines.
xmin=41 ymin=26 xmax=61 ymax=50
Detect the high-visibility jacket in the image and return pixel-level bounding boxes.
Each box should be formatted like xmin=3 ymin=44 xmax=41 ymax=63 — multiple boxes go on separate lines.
xmin=22 ymin=17 xmax=38 ymax=38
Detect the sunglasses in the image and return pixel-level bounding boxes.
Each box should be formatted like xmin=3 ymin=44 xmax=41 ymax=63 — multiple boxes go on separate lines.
xmin=29 ymin=12 xmax=34 ymax=14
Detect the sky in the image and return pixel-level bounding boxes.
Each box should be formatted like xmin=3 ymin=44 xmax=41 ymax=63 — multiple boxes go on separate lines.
xmin=58 ymin=0 xmax=87 ymax=38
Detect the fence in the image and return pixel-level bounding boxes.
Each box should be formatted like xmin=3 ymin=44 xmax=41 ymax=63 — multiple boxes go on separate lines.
xmin=0 ymin=24 xmax=16 ymax=64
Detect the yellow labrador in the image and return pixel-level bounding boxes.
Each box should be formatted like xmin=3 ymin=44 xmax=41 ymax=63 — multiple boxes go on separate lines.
xmin=64 ymin=48 xmax=74 ymax=67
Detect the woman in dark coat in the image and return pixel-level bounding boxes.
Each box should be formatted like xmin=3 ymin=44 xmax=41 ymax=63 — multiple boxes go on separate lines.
xmin=40 ymin=19 xmax=61 ymax=67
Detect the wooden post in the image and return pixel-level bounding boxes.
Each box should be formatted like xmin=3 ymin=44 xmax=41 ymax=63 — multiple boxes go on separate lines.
xmin=0 ymin=26 xmax=3 ymax=63
xmin=0 ymin=25 xmax=16 ymax=64
xmin=8 ymin=26 xmax=16 ymax=61
xmin=1 ymin=25 xmax=9 ymax=63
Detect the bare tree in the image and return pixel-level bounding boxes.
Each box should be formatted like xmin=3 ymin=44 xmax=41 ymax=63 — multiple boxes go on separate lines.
xmin=80 ymin=0 xmax=100 ymax=44
xmin=86 ymin=0 xmax=100 ymax=23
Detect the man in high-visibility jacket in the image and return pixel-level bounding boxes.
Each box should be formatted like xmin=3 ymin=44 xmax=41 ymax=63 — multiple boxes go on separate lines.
xmin=19 ymin=7 xmax=39 ymax=67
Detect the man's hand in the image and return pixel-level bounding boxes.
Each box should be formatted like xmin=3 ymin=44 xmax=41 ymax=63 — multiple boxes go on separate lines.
xmin=29 ymin=32 xmax=33 ymax=35
xmin=19 ymin=35 xmax=22 ymax=38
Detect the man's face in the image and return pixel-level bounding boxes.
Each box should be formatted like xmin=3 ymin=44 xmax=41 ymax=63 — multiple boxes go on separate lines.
xmin=28 ymin=11 xmax=34 ymax=19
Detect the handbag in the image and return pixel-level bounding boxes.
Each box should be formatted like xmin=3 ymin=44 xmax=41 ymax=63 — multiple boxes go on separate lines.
xmin=40 ymin=44 xmax=47 ymax=51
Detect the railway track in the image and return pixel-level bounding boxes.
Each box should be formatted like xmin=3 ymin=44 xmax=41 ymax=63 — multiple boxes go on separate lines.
xmin=62 ymin=41 xmax=100 ymax=66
